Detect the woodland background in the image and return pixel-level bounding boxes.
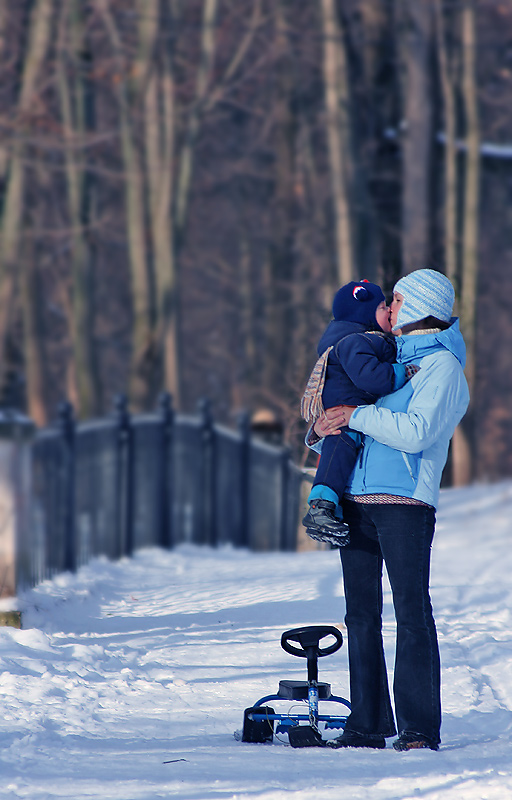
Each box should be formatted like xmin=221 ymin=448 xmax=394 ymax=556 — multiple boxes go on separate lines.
xmin=0 ymin=0 xmax=511 ymax=484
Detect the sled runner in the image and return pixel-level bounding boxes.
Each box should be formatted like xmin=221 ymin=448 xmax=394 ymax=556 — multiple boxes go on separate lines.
xmin=241 ymin=625 xmax=351 ymax=748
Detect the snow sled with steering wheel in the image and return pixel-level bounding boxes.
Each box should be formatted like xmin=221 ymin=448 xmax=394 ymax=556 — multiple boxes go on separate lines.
xmin=240 ymin=625 xmax=351 ymax=748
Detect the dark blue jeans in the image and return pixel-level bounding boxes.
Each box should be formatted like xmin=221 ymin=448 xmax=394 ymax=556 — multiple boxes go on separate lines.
xmin=312 ymin=430 xmax=360 ymax=499
xmin=339 ymin=500 xmax=441 ymax=745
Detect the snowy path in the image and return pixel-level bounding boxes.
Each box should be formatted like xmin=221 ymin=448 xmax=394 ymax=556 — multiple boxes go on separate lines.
xmin=0 ymin=482 xmax=511 ymax=799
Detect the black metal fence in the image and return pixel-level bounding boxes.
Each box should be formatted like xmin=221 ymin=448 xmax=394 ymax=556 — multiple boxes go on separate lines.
xmin=25 ymin=396 xmax=302 ymax=587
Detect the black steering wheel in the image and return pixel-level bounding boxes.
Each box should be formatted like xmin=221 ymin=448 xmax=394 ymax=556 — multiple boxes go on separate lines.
xmin=281 ymin=625 xmax=343 ymax=658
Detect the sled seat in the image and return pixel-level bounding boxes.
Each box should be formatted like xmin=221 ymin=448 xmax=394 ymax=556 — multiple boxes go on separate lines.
xmin=278 ymin=679 xmax=332 ymax=701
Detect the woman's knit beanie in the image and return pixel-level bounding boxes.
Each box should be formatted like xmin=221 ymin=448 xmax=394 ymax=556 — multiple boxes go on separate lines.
xmin=332 ymin=280 xmax=386 ymax=329
xmin=392 ymin=269 xmax=454 ymax=332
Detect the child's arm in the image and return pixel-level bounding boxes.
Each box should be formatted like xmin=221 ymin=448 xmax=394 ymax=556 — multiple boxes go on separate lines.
xmin=336 ymin=333 xmax=406 ymax=397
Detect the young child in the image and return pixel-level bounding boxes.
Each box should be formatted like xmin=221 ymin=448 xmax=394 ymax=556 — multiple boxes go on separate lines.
xmin=302 ymin=280 xmax=416 ymax=547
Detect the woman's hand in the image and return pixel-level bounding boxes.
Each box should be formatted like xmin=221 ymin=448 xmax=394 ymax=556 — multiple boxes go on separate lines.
xmin=313 ymin=405 xmax=356 ymax=437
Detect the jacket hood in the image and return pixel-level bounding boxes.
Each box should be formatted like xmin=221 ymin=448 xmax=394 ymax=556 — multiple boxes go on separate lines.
xmin=317 ymin=319 xmax=371 ymax=355
xmin=395 ymin=318 xmax=466 ymax=369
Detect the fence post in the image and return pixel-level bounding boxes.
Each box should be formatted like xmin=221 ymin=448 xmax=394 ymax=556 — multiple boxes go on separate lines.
xmin=198 ymin=397 xmax=216 ymax=546
xmin=59 ymin=401 xmax=77 ymax=573
xmin=0 ymin=411 xmax=35 ymax=609
xmin=158 ymin=392 xmax=174 ymax=549
xmin=279 ymin=446 xmax=294 ymax=551
xmin=237 ymin=410 xmax=251 ymax=548
xmin=114 ymin=395 xmax=134 ymax=558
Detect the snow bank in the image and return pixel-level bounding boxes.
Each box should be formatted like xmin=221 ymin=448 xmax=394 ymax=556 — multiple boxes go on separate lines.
xmin=0 ymin=482 xmax=511 ymax=799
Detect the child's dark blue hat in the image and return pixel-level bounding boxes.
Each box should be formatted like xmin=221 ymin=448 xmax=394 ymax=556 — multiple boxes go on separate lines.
xmin=332 ymin=280 xmax=386 ymax=328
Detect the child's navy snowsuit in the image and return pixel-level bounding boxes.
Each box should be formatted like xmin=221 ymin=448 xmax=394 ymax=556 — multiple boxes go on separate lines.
xmin=312 ymin=319 xmax=399 ymax=502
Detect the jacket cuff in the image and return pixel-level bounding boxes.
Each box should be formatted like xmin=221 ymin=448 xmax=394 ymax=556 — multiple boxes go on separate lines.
xmin=348 ymin=406 xmax=365 ymax=431
xmin=305 ymin=424 xmax=323 ymax=454
xmin=393 ymin=363 xmax=407 ymax=390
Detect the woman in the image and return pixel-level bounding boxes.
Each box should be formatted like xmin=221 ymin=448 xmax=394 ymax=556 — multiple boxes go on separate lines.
xmin=310 ymin=269 xmax=470 ymax=751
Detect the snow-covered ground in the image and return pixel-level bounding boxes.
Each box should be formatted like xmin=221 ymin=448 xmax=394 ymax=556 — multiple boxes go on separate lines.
xmin=1 ymin=481 xmax=511 ymax=800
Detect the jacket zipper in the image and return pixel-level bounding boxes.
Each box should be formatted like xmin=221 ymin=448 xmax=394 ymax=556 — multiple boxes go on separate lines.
xmin=359 ymin=439 xmax=367 ymax=491
xmin=401 ymin=452 xmax=415 ymax=482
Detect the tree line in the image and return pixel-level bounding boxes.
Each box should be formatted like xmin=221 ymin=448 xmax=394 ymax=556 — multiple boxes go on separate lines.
xmin=0 ymin=0 xmax=511 ymax=482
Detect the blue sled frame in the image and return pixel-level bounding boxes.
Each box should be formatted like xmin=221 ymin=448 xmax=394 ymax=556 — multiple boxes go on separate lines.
xmin=241 ymin=626 xmax=351 ymax=747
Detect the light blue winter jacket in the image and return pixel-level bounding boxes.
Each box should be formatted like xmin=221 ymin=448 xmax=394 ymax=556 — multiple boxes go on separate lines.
xmin=345 ymin=319 xmax=470 ymax=509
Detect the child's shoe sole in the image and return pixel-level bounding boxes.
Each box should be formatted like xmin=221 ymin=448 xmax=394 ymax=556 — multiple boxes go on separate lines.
xmin=306 ymin=528 xmax=350 ymax=547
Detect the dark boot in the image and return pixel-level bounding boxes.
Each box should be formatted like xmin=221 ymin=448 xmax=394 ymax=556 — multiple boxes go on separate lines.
xmin=393 ymin=732 xmax=439 ymax=752
xmin=328 ymin=730 xmax=386 ymax=749
xmin=302 ymin=500 xmax=350 ymax=547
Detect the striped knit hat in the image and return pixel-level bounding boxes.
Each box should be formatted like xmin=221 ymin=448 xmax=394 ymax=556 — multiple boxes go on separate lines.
xmin=392 ymin=269 xmax=454 ymax=332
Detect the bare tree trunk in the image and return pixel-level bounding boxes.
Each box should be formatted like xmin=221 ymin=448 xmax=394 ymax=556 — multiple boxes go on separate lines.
xmin=0 ymin=0 xmax=54 ymax=396
xmin=338 ymin=0 xmax=382 ymax=282
xmin=236 ymin=227 xmax=255 ymax=411
xmin=202 ymin=0 xmax=263 ymax=411
xmin=141 ymin=0 xmax=180 ymax=405
xmin=264 ymin=0 xmax=296 ymax=406
xmin=460 ymin=0 xmax=479 ymax=395
xmin=57 ymin=0 xmax=99 ymax=418
xmin=19 ymin=241 xmax=47 ymax=426
xmin=136 ymin=0 xmax=218 ymax=410
xmin=400 ymin=0 xmax=434 ymax=272
xmin=174 ymin=0 xmax=218 ymax=247
xmin=96 ymin=0 xmax=153 ymax=411
xmin=293 ymin=115 xmax=331 ymax=394
xmin=450 ymin=423 xmax=472 ymax=487
xmin=452 ymin=0 xmax=479 ymax=487
xmin=434 ymin=0 xmax=459 ymax=287
xmin=435 ymin=0 xmax=471 ymax=487
xmin=0 ymin=1 xmax=9 ymax=185
xmin=320 ymin=0 xmax=354 ymax=286
xmin=203 ymin=0 xmax=262 ymax=115
xmin=357 ymin=0 xmax=386 ymax=84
